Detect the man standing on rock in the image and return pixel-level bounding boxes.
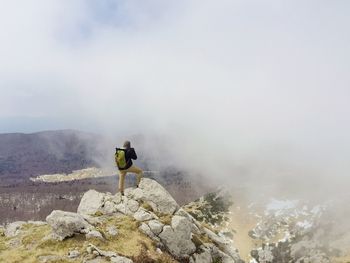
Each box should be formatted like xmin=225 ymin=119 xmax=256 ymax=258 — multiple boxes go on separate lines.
xmin=115 ymin=140 xmax=143 ymax=196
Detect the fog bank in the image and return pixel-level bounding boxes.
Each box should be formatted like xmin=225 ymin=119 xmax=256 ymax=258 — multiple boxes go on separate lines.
xmin=0 ymin=0 xmax=350 ymax=200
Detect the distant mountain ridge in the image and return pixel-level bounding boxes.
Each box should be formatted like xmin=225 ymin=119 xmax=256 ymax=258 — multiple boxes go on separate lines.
xmin=0 ymin=130 xmax=211 ymax=225
xmin=0 ymin=130 xmax=104 ymax=182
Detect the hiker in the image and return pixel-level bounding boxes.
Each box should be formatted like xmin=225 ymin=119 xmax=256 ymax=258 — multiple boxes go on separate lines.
xmin=115 ymin=140 xmax=143 ymax=196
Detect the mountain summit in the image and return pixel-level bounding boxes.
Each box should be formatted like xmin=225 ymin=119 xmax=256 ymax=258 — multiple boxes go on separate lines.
xmin=0 ymin=178 xmax=242 ymax=263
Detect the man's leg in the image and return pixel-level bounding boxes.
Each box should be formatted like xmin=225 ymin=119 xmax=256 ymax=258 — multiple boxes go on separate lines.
xmin=118 ymin=170 xmax=127 ymax=195
xmin=127 ymin=165 xmax=143 ymax=187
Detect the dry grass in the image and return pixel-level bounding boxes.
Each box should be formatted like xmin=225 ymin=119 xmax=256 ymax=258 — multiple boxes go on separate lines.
xmin=0 ymin=228 xmax=5 ymax=252
xmin=158 ymin=214 xmax=172 ymax=225
xmin=94 ymin=211 xmax=104 ymax=217
xmin=0 ymin=236 xmax=6 ymax=252
xmin=91 ymin=215 xmax=154 ymax=257
xmin=132 ymin=243 xmax=156 ymax=263
xmin=140 ymin=200 xmax=154 ymax=212
xmin=0 ymin=215 xmax=172 ymax=263
xmin=0 ymin=223 xmax=86 ymax=263
xmin=192 ymin=233 xmax=211 ymax=248
xmin=132 ymin=242 xmax=178 ymax=263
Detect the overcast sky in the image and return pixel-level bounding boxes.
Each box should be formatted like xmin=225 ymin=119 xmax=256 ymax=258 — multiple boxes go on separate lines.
xmin=1 ymin=0 xmax=350 ymax=187
xmin=0 ymin=0 xmax=349 ymax=133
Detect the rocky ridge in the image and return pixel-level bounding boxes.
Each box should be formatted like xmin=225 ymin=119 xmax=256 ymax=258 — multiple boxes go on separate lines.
xmin=0 ymin=178 xmax=243 ymax=263
xmin=247 ymin=200 xmax=338 ymax=263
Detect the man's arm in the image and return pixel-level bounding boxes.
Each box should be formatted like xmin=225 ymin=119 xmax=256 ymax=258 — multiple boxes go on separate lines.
xmin=130 ymin=148 xmax=138 ymax=160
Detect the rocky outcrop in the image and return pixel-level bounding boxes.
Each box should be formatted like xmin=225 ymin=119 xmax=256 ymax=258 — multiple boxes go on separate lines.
xmin=159 ymin=215 xmax=196 ymax=258
xmin=2 ymin=177 xmax=348 ymax=263
xmin=77 ymin=178 xmax=179 ymax=217
xmin=248 ymin=201 xmax=334 ymax=263
xmin=137 ymin=178 xmax=179 ymax=214
xmin=74 ymin=178 xmax=242 ymax=262
xmin=2 ymin=178 xmax=242 ymax=263
xmin=77 ymin=189 xmax=108 ymax=215
xmin=46 ymin=210 xmax=97 ymax=241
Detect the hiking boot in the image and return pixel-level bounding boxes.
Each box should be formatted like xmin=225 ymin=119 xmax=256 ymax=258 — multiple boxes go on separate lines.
xmin=121 ymin=191 xmax=124 ymax=196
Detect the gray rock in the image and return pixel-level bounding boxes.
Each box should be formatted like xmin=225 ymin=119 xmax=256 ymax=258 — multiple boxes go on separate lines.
xmin=84 ymin=257 xmax=107 ymax=263
xmin=190 ymin=247 xmax=212 ymax=263
xmin=68 ymin=250 xmax=80 ymax=258
xmin=159 ymin=216 xmax=196 ymax=258
xmin=77 ymin=189 xmax=106 ymax=215
xmin=216 ymin=250 xmax=237 ymax=263
xmin=221 ymin=244 xmax=241 ymax=262
xmin=5 ymin=221 xmax=26 ymax=237
xmin=125 ymin=187 xmax=144 ymax=200
xmin=115 ymin=197 xmax=134 ymax=216
xmin=103 ymin=200 xmax=117 ymax=214
xmin=202 ymin=226 xmax=240 ymax=261
xmin=201 ymin=243 xmax=237 ymax=263
xmin=46 ymin=210 xmax=93 ymax=240
xmin=203 ymin=227 xmax=229 ymax=246
xmin=86 ymin=230 xmax=103 ymax=239
xmin=87 ymin=244 xmax=118 ymax=258
xmin=133 ymin=208 xmax=153 ymax=221
xmin=291 ymin=239 xmax=330 ymax=263
xmin=138 ymin=178 xmax=179 ymax=214
xmin=115 ymin=202 xmax=128 ymax=215
xmin=82 ymin=215 xmax=104 ymax=226
xmin=112 ymin=193 xmax=123 ymax=204
xmin=139 ymin=223 xmax=160 ymax=242
xmin=147 ymin=220 xmax=164 ymax=236
xmin=176 ymin=208 xmax=201 ymax=234
xmin=127 ymin=199 xmax=140 ymax=213
xmin=176 ymin=208 xmax=195 ymax=220
xmin=257 ymin=246 xmax=274 ymax=262
xmin=110 ymin=256 xmax=133 ymax=263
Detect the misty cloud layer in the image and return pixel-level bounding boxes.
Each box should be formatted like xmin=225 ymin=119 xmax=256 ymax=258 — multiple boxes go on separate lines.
xmin=0 ymin=0 xmax=350 ymax=199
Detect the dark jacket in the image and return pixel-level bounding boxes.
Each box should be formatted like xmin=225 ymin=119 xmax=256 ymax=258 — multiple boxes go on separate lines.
xmin=118 ymin=147 xmax=137 ymax=170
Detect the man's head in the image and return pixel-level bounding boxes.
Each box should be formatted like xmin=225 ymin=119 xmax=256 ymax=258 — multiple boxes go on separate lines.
xmin=123 ymin=140 xmax=131 ymax=149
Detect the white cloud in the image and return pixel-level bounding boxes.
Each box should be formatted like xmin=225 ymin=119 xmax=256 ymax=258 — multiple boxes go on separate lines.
xmin=0 ymin=0 xmax=350 ymax=192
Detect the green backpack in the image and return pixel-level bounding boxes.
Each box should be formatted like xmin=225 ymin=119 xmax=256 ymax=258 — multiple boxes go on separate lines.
xmin=115 ymin=149 xmax=127 ymax=169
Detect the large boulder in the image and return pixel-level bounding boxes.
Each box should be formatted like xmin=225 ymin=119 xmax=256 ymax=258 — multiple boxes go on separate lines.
xmin=137 ymin=178 xmax=179 ymax=214
xmin=46 ymin=210 xmax=93 ymax=240
xmin=159 ymin=215 xmax=196 ymax=258
xmin=77 ymin=190 xmax=107 ymax=215
xmin=77 ymin=179 xmax=178 ymax=216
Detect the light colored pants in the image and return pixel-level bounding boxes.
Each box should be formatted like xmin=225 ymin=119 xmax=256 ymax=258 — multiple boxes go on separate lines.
xmin=118 ymin=165 xmax=143 ymax=193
